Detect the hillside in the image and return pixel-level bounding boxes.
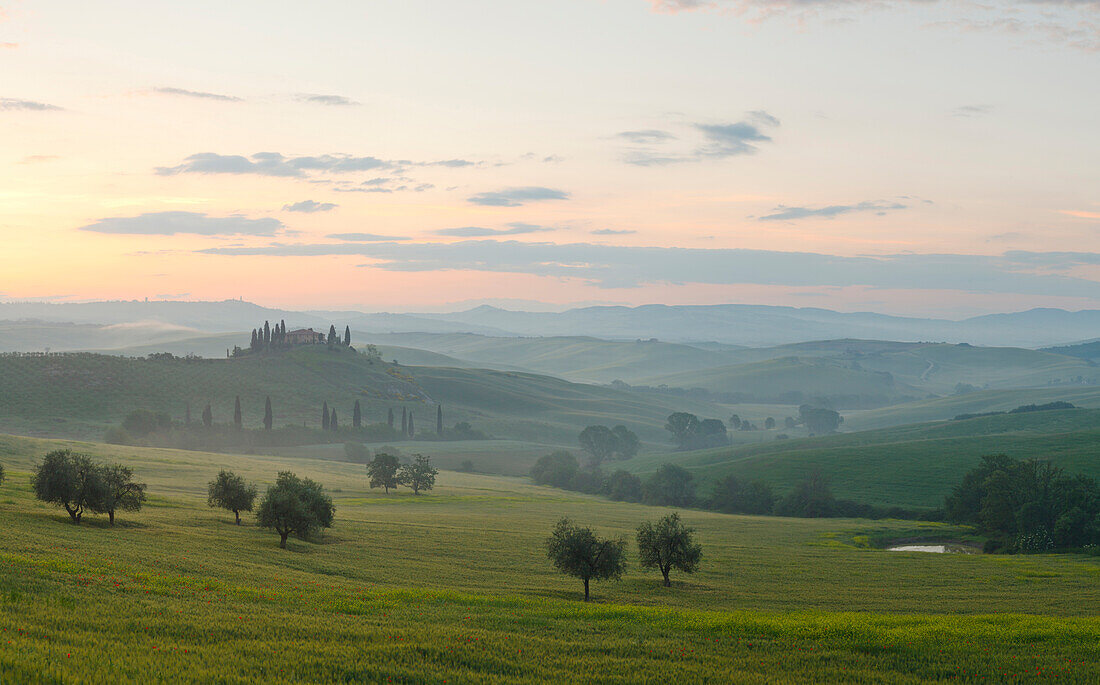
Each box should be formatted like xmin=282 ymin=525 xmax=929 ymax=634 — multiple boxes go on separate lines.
xmin=0 ymin=346 xmax=729 ymax=447
xmin=623 ymin=408 xmax=1100 ymax=509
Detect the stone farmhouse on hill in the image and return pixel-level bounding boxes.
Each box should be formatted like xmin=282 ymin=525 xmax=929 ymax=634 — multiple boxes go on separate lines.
xmin=285 ymin=328 xmax=324 ymax=344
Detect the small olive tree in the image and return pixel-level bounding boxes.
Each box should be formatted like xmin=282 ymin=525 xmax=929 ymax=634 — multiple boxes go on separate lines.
xmin=367 ymin=453 xmax=400 ymax=493
xmin=636 ymin=513 xmax=702 ymax=587
xmin=256 ymin=471 xmax=335 ymax=549
xmin=98 ymin=464 xmax=146 ymax=525
xmin=208 ymin=470 xmax=258 ymax=525
xmin=546 ymin=518 xmax=626 ymax=602
xmin=31 ymin=450 xmax=106 ymax=524
xmin=397 ymin=454 xmax=438 ymax=495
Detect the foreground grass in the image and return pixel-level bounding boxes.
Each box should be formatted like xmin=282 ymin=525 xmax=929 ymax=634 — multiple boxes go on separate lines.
xmin=2 ymin=433 xmax=1099 ymax=682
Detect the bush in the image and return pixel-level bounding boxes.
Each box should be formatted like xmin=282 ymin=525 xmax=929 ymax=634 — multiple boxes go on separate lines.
xmin=643 ymin=464 xmax=696 ymax=507
xmin=607 ymin=470 xmax=643 ymax=502
xmin=343 ymin=442 xmax=371 ymax=463
xmin=104 ymin=426 xmax=132 ymax=445
xmin=530 ymin=451 xmax=579 ymax=489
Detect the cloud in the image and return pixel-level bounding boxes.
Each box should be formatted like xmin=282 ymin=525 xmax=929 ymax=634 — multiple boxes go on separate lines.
xmin=0 ymin=98 xmax=63 ymax=112
xmin=623 ymin=113 xmax=778 ymax=165
xmin=758 ymin=201 xmax=907 ymax=221
xmin=951 ymin=104 xmax=993 ymax=118
xmin=154 ymin=87 xmax=242 ymax=102
xmin=156 ymin=152 xmax=399 ymax=177
xmin=296 ymin=94 xmax=360 ymax=106
xmin=195 ymin=239 xmax=1100 ymax=297
xmin=467 ymin=187 xmax=570 ymax=207
xmin=592 ymin=229 xmax=637 ymax=235
xmin=326 ymin=232 xmax=410 ymax=242
xmin=80 ymin=211 xmax=284 ymax=236
xmin=283 ymin=200 xmax=338 ymax=213
xmin=435 ymin=222 xmax=555 ymax=237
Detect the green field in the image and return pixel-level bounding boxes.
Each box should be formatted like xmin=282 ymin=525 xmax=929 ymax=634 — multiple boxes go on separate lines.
xmin=1 ymin=433 xmax=1099 ymax=682
xmin=625 ymin=409 xmax=1100 ymax=509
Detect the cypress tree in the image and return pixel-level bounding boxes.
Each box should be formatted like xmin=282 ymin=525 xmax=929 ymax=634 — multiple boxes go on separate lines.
xmin=330 ymin=409 xmax=338 ymax=430
xmin=264 ymin=320 xmax=271 ymax=346
xmin=250 ymin=329 xmax=258 ymax=351
xmin=388 ymin=408 xmax=394 ymax=428
xmin=234 ymin=396 xmax=243 ymax=429
xmin=437 ymin=404 xmax=443 ymax=436
xmin=264 ymin=396 xmax=273 ymax=430
xmin=322 ymin=401 xmax=330 ymax=431
xmin=353 ymin=400 xmax=362 ymax=428
xmin=202 ymin=404 xmax=213 ymax=428
xmin=280 ymin=320 xmax=287 ymax=344
xmin=408 ymin=413 xmax=414 ymax=438
xmin=401 ymin=407 xmax=407 ymax=435
xmin=328 ymin=324 xmax=337 ymax=345
xmin=344 ymin=325 xmax=351 ymax=346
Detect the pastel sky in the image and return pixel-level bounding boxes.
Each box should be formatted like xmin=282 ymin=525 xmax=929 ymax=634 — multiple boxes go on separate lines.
xmin=1 ymin=0 xmax=1098 ymax=316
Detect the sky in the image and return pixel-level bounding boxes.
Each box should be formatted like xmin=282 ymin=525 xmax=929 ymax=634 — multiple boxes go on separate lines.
xmin=1 ymin=0 xmax=1098 ymax=317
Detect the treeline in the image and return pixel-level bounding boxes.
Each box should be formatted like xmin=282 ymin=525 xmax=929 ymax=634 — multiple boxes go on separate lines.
xmin=946 ymin=455 xmax=1100 ymax=553
xmin=530 ymin=452 xmax=929 ymax=520
xmin=610 ymin=380 xmax=907 ymax=410
xmin=953 ymin=401 xmax=1077 ymax=421
xmin=663 ymin=405 xmax=842 ymax=450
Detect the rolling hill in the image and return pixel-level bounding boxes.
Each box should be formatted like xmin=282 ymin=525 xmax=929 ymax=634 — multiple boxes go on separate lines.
xmin=624 ymin=408 xmax=1100 ymax=509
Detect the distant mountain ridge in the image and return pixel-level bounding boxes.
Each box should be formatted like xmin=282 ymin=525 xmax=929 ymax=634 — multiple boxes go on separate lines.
xmin=1 ymin=299 xmax=1098 ymax=347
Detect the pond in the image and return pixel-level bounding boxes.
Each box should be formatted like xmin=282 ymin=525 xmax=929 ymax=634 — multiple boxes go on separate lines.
xmin=886 ymin=543 xmax=980 ymax=554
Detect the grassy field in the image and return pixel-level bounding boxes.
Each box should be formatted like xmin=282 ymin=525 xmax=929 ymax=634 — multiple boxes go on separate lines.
xmin=624 ymin=409 xmax=1100 ymax=509
xmin=1 ymin=433 xmax=1100 ymax=682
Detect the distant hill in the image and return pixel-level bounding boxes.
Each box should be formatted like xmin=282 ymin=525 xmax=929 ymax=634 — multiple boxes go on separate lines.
xmin=623 ymin=408 xmax=1100 ymax=509
xmin=1042 ymin=340 xmax=1100 ymax=362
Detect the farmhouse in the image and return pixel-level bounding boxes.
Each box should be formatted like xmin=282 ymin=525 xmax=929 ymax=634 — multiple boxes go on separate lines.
xmin=286 ymin=328 xmax=323 ymax=344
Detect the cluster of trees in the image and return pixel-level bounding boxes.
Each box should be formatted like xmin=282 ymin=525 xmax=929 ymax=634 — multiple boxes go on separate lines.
xmin=664 ymin=413 xmax=730 ymax=450
xmin=547 ymin=513 xmax=701 ymax=601
xmin=577 ymin=425 xmax=639 ymax=464
xmin=31 ymin=450 xmax=146 ymax=525
xmin=532 ymin=453 xmax=926 ymax=520
xmin=244 ymin=321 xmax=352 ymax=354
xmin=365 ymin=453 xmax=438 ymax=495
xmin=945 ymin=455 xmax=1100 ymax=553
xmin=208 ymin=469 xmax=334 ymax=549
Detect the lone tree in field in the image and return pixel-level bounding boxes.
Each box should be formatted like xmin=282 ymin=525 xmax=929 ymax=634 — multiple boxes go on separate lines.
xmin=264 ymin=396 xmax=273 ymax=430
xmin=98 ymin=464 xmax=146 ymax=525
xmin=256 ymin=471 xmax=335 ymax=549
xmin=234 ymin=396 xmax=243 ymax=429
xmin=398 ymin=454 xmax=438 ymax=495
xmin=636 ymin=513 xmax=702 ymax=587
xmin=31 ymin=450 xmax=106 ymax=524
xmin=578 ymin=425 xmax=618 ymax=465
xmin=353 ymin=400 xmax=362 ymax=429
xmin=322 ymin=401 xmax=330 ymax=430
xmin=367 ymin=453 xmax=401 ymax=493
xmin=202 ymin=404 xmax=213 ymax=428
xmin=207 ymin=470 xmax=258 ymax=525
xmin=546 ymin=518 xmax=626 ymax=602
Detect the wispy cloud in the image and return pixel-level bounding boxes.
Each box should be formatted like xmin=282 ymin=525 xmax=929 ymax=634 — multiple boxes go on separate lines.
xmin=622 ymin=112 xmax=779 ymax=165
xmin=283 ymin=200 xmax=337 ymax=213
xmin=80 ymin=211 xmax=283 ymax=236
xmin=326 ymin=232 xmax=410 ymax=242
xmin=1 ymin=97 xmax=63 ymax=112
xmin=617 ymin=130 xmax=677 ymax=143
xmin=195 ymin=239 xmax=1100 ymax=297
xmin=950 ymin=104 xmax=994 ymax=118
xmin=758 ymin=201 xmax=907 ymax=222
xmin=154 ymin=87 xmax=242 ymax=102
xmin=592 ymin=229 xmax=637 ymax=235
xmin=295 ymin=93 xmax=360 ymax=106
xmin=155 ymin=152 xmax=477 ymax=179
xmin=467 ymin=187 xmax=570 ymax=207
xmin=435 ymin=222 xmax=555 ymax=237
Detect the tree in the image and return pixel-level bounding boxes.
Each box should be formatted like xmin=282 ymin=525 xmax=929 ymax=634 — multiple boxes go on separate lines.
xmin=344 ymin=442 xmax=370 ymax=463
xmin=611 ymin=425 xmax=639 ymax=459
xmin=202 ymin=404 xmax=213 ymax=428
xmin=264 ymin=396 xmax=273 ymax=430
xmin=353 ymin=400 xmax=362 ymax=429
xmin=643 ymin=464 xmax=696 ymax=507
xmin=388 ymin=408 xmax=395 ymax=428
xmin=579 ymin=425 xmax=618 ymax=465
xmin=530 ymin=451 xmax=580 ymax=488
xmin=799 ymin=405 xmax=842 ymax=435
xmin=31 ymin=450 xmax=106 ymax=524
xmin=784 ymin=416 xmax=797 ymax=429
xmin=436 ymin=405 xmax=443 ymax=436
xmin=234 ymin=396 xmax=243 ymax=429
xmin=398 ymin=454 xmax=438 ymax=495
xmin=97 ymin=464 xmax=146 ymax=525
xmin=665 ymin=412 xmax=700 ymax=447
xmin=322 ymin=401 xmax=330 ymax=431
xmin=264 ymin=320 xmax=271 ymax=346
xmin=367 ymin=453 xmax=401 ymax=493
xmin=775 ymin=470 xmax=836 ymax=518
xmin=546 ymin=518 xmax=626 ymax=601
xmin=330 ymin=409 xmax=339 ymax=431
xmin=728 ymin=414 xmax=742 ymax=430
xmin=407 ymin=412 xmax=414 ymax=438
xmin=636 ymin=513 xmax=702 ymax=587
xmin=344 ymin=325 xmax=351 ymax=346
xmin=122 ymin=409 xmax=171 ymax=436
xmin=708 ymin=475 xmax=775 ymax=515
xmin=697 ymin=419 xmax=729 ymax=448
xmin=607 ymin=470 xmax=643 ymax=502
xmin=764 ymin=417 xmax=776 ymax=430
xmin=328 ymin=324 xmax=338 ymax=345
xmin=207 ymin=470 xmax=258 ymax=525
xmin=401 ymin=407 xmax=408 ymax=434
xmin=256 ymin=471 xmax=335 ymax=549
xmin=250 ymin=329 xmax=258 ymax=351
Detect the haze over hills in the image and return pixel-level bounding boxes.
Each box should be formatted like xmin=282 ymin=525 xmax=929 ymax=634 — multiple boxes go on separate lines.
xmin=3 ymin=299 xmax=1100 ymax=347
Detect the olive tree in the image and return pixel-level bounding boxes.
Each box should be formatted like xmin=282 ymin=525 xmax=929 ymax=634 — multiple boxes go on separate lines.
xmin=256 ymin=471 xmax=335 ymax=549
xmin=546 ymin=518 xmax=626 ymax=602
xmin=636 ymin=513 xmax=702 ymax=587
xmin=578 ymin=425 xmax=617 ymax=464
xmin=31 ymin=450 xmax=106 ymax=524
xmin=367 ymin=453 xmax=400 ymax=493
xmin=208 ymin=470 xmax=258 ymax=525
xmin=397 ymin=454 xmax=438 ymax=495
xmin=98 ymin=464 xmax=146 ymax=525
